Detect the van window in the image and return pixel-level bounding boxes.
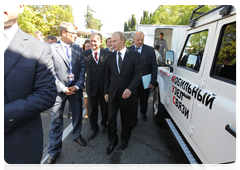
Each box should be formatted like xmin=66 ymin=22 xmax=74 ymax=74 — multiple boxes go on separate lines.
xmin=211 ymin=22 xmax=236 ymax=83
xmin=178 ymin=30 xmax=208 ymax=72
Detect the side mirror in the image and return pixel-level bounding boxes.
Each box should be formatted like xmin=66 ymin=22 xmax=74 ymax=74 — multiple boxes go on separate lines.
xmin=165 ymin=50 xmax=174 ymax=65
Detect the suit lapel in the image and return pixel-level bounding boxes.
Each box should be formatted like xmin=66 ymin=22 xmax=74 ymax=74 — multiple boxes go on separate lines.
xmin=120 ymin=48 xmax=130 ymax=74
xmin=55 ymin=41 xmax=69 ymax=67
xmin=4 ymin=28 xmax=29 ymax=78
xmin=71 ymin=44 xmax=77 ymax=69
xmin=98 ymin=49 xmax=105 ymax=66
xmin=140 ymin=44 xmax=147 ymax=59
xmin=111 ymin=51 xmax=119 ymax=75
xmin=86 ymin=49 xmax=96 ymax=66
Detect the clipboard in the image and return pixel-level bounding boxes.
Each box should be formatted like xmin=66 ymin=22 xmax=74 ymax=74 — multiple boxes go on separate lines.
xmin=142 ymin=74 xmax=151 ymax=89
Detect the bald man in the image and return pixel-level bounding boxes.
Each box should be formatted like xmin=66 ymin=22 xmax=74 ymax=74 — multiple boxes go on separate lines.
xmin=128 ymin=31 xmax=157 ymax=128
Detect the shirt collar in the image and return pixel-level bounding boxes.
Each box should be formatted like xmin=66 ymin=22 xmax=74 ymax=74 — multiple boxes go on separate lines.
xmin=4 ymin=23 xmax=19 ymax=40
xmin=91 ymin=48 xmax=101 ymax=55
xmin=134 ymin=45 xmax=142 ymax=50
xmin=60 ymin=39 xmax=72 ymax=48
xmin=118 ymin=46 xmax=127 ymax=56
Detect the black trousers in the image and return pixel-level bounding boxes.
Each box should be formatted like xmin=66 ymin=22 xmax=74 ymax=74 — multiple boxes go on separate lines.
xmin=108 ymin=89 xmax=135 ymax=143
xmin=88 ymin=84 xmax=108 ymax=132
xmin=132 ymin=82 xmax=150 ymax=125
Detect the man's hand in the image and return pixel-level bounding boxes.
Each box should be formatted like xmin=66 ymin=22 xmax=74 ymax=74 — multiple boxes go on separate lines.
xmin=148 ymin=83 xmax=154 ymax=89
xmin=105 ymin=94 xmax=108 ymax=103
xmin=68 ymin=86 xmax=77 ymax=92
xmin=65 ymin=86 xmax=77 ymax=95
xmin=122 ymin=89 xmax=132 ymax=99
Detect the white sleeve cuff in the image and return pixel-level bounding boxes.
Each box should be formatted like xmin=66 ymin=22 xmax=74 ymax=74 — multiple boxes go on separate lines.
xmin=62 ymin=87 xmax=68 ymax=93
xmin=74 ymin=85 xmax=79 ymax=91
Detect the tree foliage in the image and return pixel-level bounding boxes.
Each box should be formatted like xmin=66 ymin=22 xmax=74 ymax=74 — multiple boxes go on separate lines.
xmin=151 ymin=5 xmax=217 ymax=25
xmin=18 ymin=5 xmax=74 ymax=37
xmin=124 ymin=14 xmax=137 ymax=31
xmin=84 ymin=5 xmax=103 ymax=31
xmin=124 ymin=5 xmax=218 ymax=29
xmin=217 ymin=23 xmax=236 ymax=65
xmin=140 ymin=11 xmax=153 ymax=24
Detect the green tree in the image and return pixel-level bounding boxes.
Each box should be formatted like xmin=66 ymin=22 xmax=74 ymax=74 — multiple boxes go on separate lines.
xmin=141 ymin=11 xmax=150 ymax=24
xmin=125 ymin=40 xmax=132 ymax=47
xmin=124 ymin=14 xmax=137 ymax=31
xmin=151 ymin=5 xmax=217 ymax=25
xmin=84 ymin=5 xmax=103 ymax=31
xmin=17 ymin=6 xmax=40 ymax=36
xmin=127 ymin=19 xmax=131 ymax=31
xmin=218 ymin=23 xmax=236 ymax=65
xmin=124 ymin=22 xmax=128 ymax=31
xmin=100 ymin=37 xmax=107 ymax=49
xmin=130 ymin=14 xmax=137 ymax=31
xmin=17 ymin=5 xmax=74 ymax=37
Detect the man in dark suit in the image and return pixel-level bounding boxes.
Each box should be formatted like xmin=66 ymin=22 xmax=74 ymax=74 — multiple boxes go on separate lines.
xmin=83 ymin=33 xmax=111 ymax=139
xmin=128 ymin=31 xmax=157 ymax=128
xmin=4 ymin=5 xmax=57 ymax=164
xmin=104 ymin=32 xmax=142 ymax=154
xmin=47 ymin=21 xmax=86 ymax=164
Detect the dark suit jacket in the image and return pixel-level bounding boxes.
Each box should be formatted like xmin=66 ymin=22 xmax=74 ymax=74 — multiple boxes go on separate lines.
xmin=50 ymin=41 xmax=85 ymax=99
xmin=104 ymin=48 xmax=142 ymax=104
xmin=84 ymin=49 xmax=111 ymax=97
xmin=128 ymin=44 xmax=157 ymax=86
xmin=4 ymin=27 xmax=57 ymax=163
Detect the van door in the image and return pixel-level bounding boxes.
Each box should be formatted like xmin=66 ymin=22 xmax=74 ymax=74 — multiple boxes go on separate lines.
xmin=190 ymin=17 xmax=236 ymax=163
xmin=166 ymin=22 xmax=217 ymax=145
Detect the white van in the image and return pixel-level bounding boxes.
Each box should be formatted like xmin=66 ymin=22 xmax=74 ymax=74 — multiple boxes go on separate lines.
xmin=153 ymin=5 xmax=236 ymax=164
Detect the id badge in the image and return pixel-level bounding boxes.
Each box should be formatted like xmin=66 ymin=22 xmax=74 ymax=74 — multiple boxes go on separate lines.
xmin=69 ymin=73 xmax=74 ymax=81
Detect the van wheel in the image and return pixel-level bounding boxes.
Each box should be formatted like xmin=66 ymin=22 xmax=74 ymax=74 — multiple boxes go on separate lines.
xmin=153 ymin=86 xmax=167 ymax=129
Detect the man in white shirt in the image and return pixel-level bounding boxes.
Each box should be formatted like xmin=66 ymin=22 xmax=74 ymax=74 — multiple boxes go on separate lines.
xmin=47 ymin=21 xmax=86 ymax=164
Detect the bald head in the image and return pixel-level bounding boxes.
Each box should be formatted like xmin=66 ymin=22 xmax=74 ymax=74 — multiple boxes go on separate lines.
xmin=134 ymin=31 xmax=144 ymax=48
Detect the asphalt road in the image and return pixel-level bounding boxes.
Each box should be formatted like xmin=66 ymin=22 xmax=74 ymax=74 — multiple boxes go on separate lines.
xmin=40 ymin=92 xmax=188 ymax=164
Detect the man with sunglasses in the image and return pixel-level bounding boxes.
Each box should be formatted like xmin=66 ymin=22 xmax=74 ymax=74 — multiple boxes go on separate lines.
xmin=47 ymin=21 xmax=86 ymax=164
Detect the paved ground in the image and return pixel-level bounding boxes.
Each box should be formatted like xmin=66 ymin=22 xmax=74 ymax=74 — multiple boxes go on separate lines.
xmin=40 ymin=92 xmax=188 ymax=164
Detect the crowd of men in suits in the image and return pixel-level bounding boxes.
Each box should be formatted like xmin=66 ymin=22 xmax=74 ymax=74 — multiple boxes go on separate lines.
xmin=4 ymin=5 xmax=158 ymax=164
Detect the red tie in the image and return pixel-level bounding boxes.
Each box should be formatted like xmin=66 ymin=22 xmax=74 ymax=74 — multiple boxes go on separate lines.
xmin=94 ymin=52 xmax=98 ymax=66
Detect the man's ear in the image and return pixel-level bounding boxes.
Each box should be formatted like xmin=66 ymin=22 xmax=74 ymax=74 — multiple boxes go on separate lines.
xmin=19 ymin=5 xmax=25 ymax=14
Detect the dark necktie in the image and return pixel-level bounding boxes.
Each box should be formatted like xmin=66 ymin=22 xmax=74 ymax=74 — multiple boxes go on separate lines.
xmin=94 ymin=52 xmax=98 ymax=66
xmin=135 ymin=47 xmax=140 ymax=52
xmin=118 ymin=52 xmax=122 ymax=71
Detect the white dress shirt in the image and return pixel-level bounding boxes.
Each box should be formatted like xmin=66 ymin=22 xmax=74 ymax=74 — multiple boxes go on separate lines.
xmin=59 ymin=40 xmax=79 ymax=92
xmin=4 ymin=23 xmax=19 ymax=52
xmin=91 ymin=48 xmax=101 ymax=64
xmin=116 ymin=46 xmax=127 ymax=73
xmin=134 ymin=45 xmax=143 ymax=54
xmin=60 ymin=39 xmax=72 ymax=62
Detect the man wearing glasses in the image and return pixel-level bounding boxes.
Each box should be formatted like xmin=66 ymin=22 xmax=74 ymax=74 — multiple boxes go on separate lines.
xmin=47 ymin=21 xmax=86 ymax=164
